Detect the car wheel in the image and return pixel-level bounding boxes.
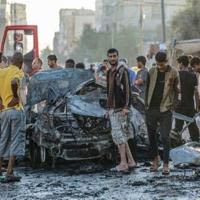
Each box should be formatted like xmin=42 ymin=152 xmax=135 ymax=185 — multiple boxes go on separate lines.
xmin=29 ymin=139 xmax=41 ymax=168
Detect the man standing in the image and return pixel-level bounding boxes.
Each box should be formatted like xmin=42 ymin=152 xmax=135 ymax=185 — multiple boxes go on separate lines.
xmin=30 ymin=57 xmax=43 ymax=76
xmin=65 ymin=59 xmax=75 ymax=68
xmin=47 ymin=54 xmax=62 ymax=69
xmin=0 ymin=52 xmax=25 ymax=182
xmin=145 ymin=52 xmax=180 ymax=175
xmin=106 ymin=48 xmax=136 ymax=172
xmin=173 ymin=56 xmax=199 ymax=142
xmin=0 ymin=54 xmax=8 ymax=69
xmin=135 ymin=56 xmax=148 ymax=99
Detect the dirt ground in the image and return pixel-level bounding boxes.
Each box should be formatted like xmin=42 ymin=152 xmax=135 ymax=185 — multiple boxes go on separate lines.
xmin=1 ymin=161 xmax=200 ymax=200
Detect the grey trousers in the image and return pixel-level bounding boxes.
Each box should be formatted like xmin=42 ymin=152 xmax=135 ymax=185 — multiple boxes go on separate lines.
xmin=0 ymin=109 xmax=26 ymax=158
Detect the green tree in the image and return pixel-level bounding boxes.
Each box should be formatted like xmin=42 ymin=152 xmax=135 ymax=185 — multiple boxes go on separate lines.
xmin=171 ymin=0 xmax=200 ymax=40
xmin=114 ymin=27 xmax=139 ymax=66
xmin=40 ymin=46 xmax=53 ymax=69
xmin=69 ymin=25 xmax=139 ymax=66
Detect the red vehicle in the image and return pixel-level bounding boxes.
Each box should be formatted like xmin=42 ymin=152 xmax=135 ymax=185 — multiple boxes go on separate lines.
xmin=0 ymin=25 xmax=39 ymax=74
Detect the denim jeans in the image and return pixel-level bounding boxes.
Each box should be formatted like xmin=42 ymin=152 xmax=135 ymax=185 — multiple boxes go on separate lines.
xmin=146 ymin=108 xmax=172 ymax=164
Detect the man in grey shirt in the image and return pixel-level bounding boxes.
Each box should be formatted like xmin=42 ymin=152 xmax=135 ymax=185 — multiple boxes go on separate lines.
xmin=135 ymin=56 xmax=148 ymax=99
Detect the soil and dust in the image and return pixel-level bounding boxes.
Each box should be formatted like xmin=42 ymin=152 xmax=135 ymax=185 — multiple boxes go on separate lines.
xmin=1 ymin=160 xmax=200 ymax=200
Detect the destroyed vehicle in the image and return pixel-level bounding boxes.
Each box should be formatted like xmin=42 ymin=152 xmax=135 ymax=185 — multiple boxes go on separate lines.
xmin=26 ymin=69 xmax=148 ymax=166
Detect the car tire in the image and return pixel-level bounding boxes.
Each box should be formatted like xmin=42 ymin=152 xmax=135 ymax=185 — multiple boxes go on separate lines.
xmin=29 ymin=140 xmax=41 ymax=168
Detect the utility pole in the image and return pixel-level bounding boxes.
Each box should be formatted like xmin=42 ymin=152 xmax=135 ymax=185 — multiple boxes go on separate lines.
xmin=161 ymin=0 xmax=166 ymax=43
xmin=139 ymin=0 xmax=144 ymax=54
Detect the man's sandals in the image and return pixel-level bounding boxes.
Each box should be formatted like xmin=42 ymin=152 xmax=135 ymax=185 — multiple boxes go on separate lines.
xmin=150 ymin=158 xmax=161 ymax=172
xmin=110 ymin=166 xmax=130 ymax=174
xmin=150 ymin=161 xmax=170 ymax=175
xmin=0 ymin=174 xmax=21 ymax=183
xmin=162 ymin=166 xmax=170 ymax=175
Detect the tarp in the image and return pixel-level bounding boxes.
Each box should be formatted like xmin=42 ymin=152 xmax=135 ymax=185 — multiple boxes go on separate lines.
xmin=170 ymin=142 xmax=200 ymax=166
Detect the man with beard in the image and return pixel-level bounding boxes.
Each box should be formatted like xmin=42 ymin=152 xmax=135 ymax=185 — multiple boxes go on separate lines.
xmin=135 ymin=56 xmax=148 ymax=99
xmin=47 ymin=54 xmax=62 ymax=70
xmin=65 ymin=59 xmax=75 ymax=68
xmin=145 ymin=51 xmax=180 ymax=175
xmin=106 ymin=48 xmax=136 ymax=172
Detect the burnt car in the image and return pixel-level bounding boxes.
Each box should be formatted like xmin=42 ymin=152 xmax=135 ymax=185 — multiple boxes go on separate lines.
xmin=26 ymin=69 xmax=148 ymax=167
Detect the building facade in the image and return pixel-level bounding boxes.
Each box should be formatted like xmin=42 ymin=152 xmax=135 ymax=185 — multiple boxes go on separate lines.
xmin=53 ymin=8 xmax=95 ymax=63
xmin=95 ymin=0 xmax=187 ymax=41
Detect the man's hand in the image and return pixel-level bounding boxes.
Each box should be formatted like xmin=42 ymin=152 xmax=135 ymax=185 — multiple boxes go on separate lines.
xmin=122 ymin=108 xmax=129 ymax=115
xmin=172 ymin=99 xmax=180 ymax=111
xmin=0 ymin=103 xmax=4 ymax=111
xmin=7 ymin=97 xmax=19 ymax=108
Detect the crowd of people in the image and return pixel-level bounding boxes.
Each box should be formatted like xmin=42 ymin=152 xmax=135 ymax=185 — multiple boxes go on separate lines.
xmin=1 ymin=48 xmax=200 ymax=183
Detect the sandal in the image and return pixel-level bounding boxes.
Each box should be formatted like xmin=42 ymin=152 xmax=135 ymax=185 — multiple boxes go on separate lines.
xmin=0 ymin=174 xmax=21 ymax=183
xmin=150 ymin=156 xmax=161 ymax=172
xmin=1 ymin=168 xmax=6 ymax=172
xmin=110 ymin=166 xmax=129 ymax=173
xmin=162 ymin=167 xmax=170 ymax=175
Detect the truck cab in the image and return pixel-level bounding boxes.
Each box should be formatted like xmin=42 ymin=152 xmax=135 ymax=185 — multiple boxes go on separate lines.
xmin=0 ymin=25 xmax=39 ymax=75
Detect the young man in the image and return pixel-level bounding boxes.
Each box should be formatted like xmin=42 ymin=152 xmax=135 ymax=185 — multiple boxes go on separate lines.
xmin=106 ymin=48 xmax=136 ymax=172
xmin=47 ymin=54 xmax=62 ymax=69
xmin=173 ymin=56 xmax=199 ymax=142
xmin=0 ymin=55 xmax=8 ymax=69
xmin=0 ymin=52 xmax=26 ymax=182
xmin=30 ymin=57 xmax=43 ymax=76
xmin=75 ymin=62 xmax=85 ymax=69
xmin=135 ymin=56 xmax=148 ymax=99
xmin=145 ymin=51 xmax=180 ymax=175
xmin=65 ymin=59 xmax=75 ymax=68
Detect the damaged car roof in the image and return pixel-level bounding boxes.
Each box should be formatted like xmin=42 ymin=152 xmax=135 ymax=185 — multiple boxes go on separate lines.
xmin=26 ymin=69 xmax=94 ymax=106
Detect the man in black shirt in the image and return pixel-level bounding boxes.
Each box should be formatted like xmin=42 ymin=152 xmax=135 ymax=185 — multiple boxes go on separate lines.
xmin=145 ymin=52 xmax=180 ymax=175
xmin=173 ymin=56 xmax=199 ymax=141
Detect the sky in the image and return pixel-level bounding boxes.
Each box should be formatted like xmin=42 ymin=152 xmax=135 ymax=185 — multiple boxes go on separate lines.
xmin=12 ymin=0 xmax=95 ymax=50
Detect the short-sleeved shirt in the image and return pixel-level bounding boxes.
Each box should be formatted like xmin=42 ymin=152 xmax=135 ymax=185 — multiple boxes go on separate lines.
xmin=135 ymin=67 xmax=148 ymax=95
xmin=128 ymin=68 xmax=136 ymax=86
xmin=0 ymin=65 xmax=24 ymax=111
xmin=179 ymin=70 xmax=197 ymax=109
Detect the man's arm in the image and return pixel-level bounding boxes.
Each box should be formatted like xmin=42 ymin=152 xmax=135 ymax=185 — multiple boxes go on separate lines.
xmin=0 ymin=97 xmax=4 ymax=111
xmin=135 ymin=70 xmax=148 ymax=86
xmin=7 ymin=78 xmax=20 ymax=107
xmin=144 ymin=72 xmax=150 ymax=109
xmin=173 ymin=70 xmax=181 ymax=109
xmin=194 ymin=75 xmax=199 ymax=111
xmin=121 ymin=69 xmax=131 ymax=111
